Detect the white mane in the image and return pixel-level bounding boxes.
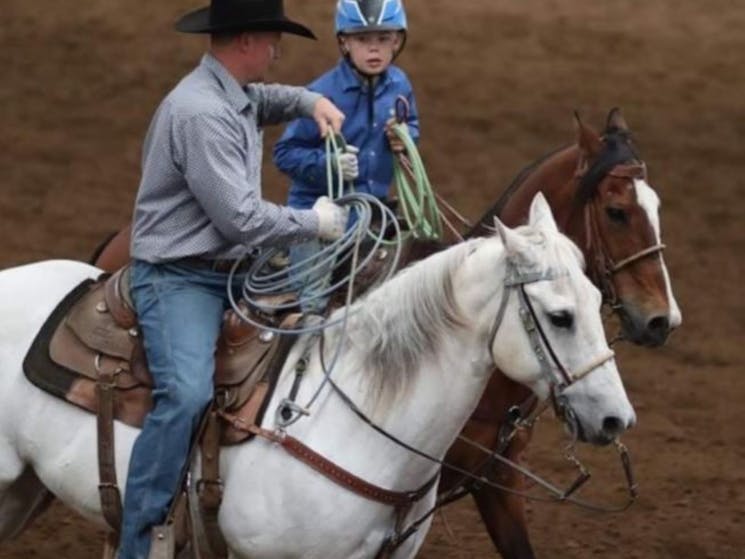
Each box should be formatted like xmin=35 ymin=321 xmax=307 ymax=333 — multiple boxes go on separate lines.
xmin=330 ymin=227 xmax=585 ymax=406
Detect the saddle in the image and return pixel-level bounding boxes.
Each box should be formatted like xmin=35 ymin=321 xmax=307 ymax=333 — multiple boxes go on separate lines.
xmin=22 ymin=267 xmax=302 ymax=556
xmin=23 ymin=267 xmax=298 ymax=445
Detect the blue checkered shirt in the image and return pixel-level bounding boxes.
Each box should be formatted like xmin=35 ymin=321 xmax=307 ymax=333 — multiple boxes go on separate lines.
xmin=131 ymin=53 xmax=322 ymax=263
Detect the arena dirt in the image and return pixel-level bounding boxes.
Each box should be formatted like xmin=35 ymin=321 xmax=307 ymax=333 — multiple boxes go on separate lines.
xmin=1 ymin=1 xmax=743 ymax=557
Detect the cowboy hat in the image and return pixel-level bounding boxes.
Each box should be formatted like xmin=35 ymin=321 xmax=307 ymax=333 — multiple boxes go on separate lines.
xmin=175 ymin=0 xmax=316 ymax=38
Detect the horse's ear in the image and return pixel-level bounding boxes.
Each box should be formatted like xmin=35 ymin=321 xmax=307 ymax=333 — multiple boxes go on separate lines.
xmin=606 ymin=107 xmax=629 ymax=133
xmin=574 ymin=110 xmax=602 ymax=159
xmin=493 ymin=217 xmax=528 ymax=258
xmin=528 ymin=192 xmax=559 ymax=235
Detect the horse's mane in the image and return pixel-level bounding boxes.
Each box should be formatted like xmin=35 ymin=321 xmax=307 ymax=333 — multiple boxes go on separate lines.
xmin=574 ymin=130 xmax=641 ymax=206
xmin=332 ymin=229 xmax=584 ymax=409
xmin=336 ymin=240 xmax=470 ymax=407
xmin=466 ymin=143 xmax=572 ymax=238
xmin=467 ymin=127 xmax=644 ymax=238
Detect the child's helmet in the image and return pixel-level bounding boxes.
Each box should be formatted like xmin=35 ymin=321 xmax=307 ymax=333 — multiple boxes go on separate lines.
xmin=335 ymin=0 xmax=408 ymax=35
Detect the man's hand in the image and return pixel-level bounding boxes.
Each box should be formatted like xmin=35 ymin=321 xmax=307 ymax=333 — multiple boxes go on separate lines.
xmin=313 ymin=98 xmax=345 ymax=138
xmin=313 ymin=196 xmax=350 ymax=241
xmin=334 ymin=145 xmax=359 ymax=181
xmin=385 ymin=117 xmax=407 ymax=153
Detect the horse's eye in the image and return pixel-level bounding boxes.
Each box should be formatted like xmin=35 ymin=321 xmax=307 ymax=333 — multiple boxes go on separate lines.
xmin=606 ymin=207 xmax=628 ymax=224
xmin=549 ymin=310 xmax=574 ymax=329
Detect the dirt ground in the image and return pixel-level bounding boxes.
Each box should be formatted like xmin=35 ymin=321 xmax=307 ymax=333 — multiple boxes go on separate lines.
xmin=1 ymin=0 xmax=744 ymax=558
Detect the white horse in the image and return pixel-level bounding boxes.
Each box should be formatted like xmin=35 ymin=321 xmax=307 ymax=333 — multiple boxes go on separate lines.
xmin=0 ymin=194 xmax=635 ymax=558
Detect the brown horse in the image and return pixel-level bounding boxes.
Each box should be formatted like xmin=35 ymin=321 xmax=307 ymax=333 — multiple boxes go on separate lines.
xmin=89 ymin=108 xmax=679 ymax=558
xmin=432 ymin=108 xmax=680 ymax=559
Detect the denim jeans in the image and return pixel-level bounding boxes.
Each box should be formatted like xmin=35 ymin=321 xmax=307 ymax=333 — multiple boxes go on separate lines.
xmin=118 ymin=260 xmax=243 ymax=559
xmin=289 ymin=240 xmax=335 ymax=314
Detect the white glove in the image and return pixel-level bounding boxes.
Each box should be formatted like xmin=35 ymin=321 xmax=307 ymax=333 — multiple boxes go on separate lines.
xmin=333 ymin=145 xmax=359 ymax=181
xmin=313 ymin=196 xmax=350 ymax=241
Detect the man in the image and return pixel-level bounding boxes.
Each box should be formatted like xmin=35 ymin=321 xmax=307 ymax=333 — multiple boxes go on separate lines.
xmin=120 ymin=1 xmax=348 ymax=557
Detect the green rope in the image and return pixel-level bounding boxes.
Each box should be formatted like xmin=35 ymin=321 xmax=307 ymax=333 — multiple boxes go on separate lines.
xmin=325 ymin=128 xmax=443 ymax=241
xmin=325 ymin=133 xmax=355 ymax=200
xmin=390 ymin=123 xmax=443 ymax=240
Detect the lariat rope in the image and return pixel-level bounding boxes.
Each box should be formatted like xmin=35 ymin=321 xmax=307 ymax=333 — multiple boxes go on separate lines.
xmin=389 ymin=120 xmax=443 ymax=240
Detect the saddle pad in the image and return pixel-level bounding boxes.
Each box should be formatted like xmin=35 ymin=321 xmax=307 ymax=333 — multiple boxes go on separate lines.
xmin=24 ymin=278 xmax=301 ymax=441
xmin=24 ymin=279 xmax=98 ymax=400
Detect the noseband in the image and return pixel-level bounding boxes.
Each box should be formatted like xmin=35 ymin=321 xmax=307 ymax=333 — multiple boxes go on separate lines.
xmin=487 ymin=259 xmax=615 ymax=425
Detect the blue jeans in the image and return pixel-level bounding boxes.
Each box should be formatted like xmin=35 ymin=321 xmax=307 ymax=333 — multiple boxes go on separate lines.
xmin=118 ymin=260 xmax=243 ymax=559
xmin=289 ymin=240 xmax=335 ymax=314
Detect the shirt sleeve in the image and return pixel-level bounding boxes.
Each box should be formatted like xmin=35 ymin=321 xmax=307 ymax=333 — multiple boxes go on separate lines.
xmin=177 ymin=111 xmax=319 ymax=248
xmin=252 ymin=83 xmax=322 ymax=127
xmin=273 ymin=117 xmax=329 ymax=191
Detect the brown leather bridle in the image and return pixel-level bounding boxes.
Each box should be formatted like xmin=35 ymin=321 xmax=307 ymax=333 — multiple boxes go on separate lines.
xmin=581 ymin=161 xmax=667 ymax=309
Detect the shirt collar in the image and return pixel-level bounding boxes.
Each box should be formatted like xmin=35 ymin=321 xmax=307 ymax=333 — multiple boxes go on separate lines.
xmin=201 ymin=53 xmax=253 ymax=113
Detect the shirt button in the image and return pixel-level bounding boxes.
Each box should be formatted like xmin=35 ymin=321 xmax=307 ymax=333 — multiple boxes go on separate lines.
xmin=370 ymin=151 xmax=376 ymax=157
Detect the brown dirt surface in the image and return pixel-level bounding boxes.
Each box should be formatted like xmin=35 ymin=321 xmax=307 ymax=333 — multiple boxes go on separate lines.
xmin=1 ymin=1 xmax=744 ymax=558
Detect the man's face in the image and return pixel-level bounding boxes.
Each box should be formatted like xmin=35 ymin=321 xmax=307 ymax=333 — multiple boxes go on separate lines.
xmin=341 ymin=31 xmax=402 ymax=75
xmin=243 ymin=32 xmax=283 ymax=78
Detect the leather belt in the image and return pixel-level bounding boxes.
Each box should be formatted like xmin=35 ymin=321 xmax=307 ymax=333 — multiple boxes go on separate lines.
xmin=176 ymin=256 xmax=254 ymax=274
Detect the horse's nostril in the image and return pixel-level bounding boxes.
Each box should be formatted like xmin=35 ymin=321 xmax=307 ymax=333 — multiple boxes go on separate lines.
xmin=602 ymin=416 xmax=624 ymax=437
xmin=647 ymin=315 xmax=670 ymax=334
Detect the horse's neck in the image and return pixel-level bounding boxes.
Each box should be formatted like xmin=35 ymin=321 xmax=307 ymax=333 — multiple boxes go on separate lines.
xmin=289 ymin=243 xmax=503 ymax=488
xmin=503 ymin=146 xmax=581 ymax=228
xmin=472 ymin=145 xmax=582 ymax=237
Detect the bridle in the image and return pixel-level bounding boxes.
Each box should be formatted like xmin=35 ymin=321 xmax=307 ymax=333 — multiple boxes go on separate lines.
xmin=487 ymin=257 xmax=615 ymax=429
xmin=578 ymin=157 xmax=667 ymax=311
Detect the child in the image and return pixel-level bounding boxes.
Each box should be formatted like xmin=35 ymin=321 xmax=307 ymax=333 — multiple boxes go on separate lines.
xmin=274 ymin=0 xmax=419 ymax=312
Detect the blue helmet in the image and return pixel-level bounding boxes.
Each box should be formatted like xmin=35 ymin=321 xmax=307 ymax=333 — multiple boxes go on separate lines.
xmin=335 ymin=0 xmax=408 ymax=35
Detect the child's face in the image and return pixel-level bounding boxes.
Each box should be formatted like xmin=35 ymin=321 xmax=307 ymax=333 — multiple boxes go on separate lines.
xmin=340 ymin=31 xmax=403 ymax=75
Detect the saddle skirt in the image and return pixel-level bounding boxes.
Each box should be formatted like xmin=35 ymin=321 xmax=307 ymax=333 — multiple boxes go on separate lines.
xmin=23 ymin=267 xmax=300 ymax=445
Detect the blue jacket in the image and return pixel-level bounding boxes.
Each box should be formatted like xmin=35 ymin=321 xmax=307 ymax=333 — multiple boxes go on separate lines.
xmin=274 ymin=59 xmax=419 ymax=209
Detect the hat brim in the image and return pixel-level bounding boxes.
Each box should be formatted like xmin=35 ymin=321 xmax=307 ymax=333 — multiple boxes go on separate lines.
xmin=175 ymin=7 xmax=316 ymax=39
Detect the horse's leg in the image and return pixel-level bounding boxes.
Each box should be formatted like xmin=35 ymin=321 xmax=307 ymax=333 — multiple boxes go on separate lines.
xmin=0 ymin=450 xmax=55 ymax=542
xmin=0 ymin=466 xmax=54 ymax=541
xmin=471 ymin=428 xmax=536 ymax=559
xmin=440 ymin=373 xmax=537 ymax=559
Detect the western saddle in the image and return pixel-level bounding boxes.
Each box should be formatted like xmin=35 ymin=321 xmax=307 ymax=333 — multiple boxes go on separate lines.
xmin=23 ymin=266 xmax=301 ymax=557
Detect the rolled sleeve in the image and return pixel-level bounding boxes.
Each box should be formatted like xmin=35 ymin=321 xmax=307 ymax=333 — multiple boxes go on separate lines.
xmin=179 ymin=112 xmax=318 ymax=247
xmin=253 ymin=84 xmax=322 ymax=127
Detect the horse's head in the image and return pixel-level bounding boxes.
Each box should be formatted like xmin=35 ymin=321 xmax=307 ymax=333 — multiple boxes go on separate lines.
xmin=478 ymin=194 xmax=635 ymax=445
xmin=573 ymin=109 xmax=682 ymax=346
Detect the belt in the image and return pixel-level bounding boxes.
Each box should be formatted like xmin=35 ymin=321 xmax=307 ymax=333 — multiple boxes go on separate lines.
xmin=176 ymin=256 xmax=254 ymax=274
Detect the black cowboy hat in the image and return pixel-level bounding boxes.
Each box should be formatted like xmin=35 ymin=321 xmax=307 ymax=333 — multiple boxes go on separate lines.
xmin=175 ymin=0 xmax=316 ymax=39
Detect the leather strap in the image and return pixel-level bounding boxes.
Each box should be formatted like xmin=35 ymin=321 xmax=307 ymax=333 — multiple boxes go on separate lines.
xmin=197 ymin=411 xmax=227 ymax=558
xmin=221 ymin=415 xmax=438 ymax=509
xmin=97 ymin=367 xmax=123 ymax=536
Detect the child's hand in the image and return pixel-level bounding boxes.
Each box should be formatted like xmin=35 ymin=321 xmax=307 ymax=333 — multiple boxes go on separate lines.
xmin=385 ymin=118 xmax=406 ymax=153
xmin=334 ymin=145 xmax=359 ymax=181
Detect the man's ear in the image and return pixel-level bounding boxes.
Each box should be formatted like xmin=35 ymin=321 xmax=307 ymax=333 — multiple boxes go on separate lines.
xmin=238 ymin=32 xmax=253 ymax=53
